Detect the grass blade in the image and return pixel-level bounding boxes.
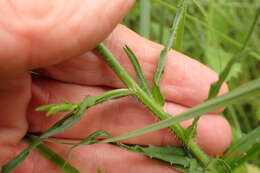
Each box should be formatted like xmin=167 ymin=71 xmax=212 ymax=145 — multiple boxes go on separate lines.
xmin=124 ymin=45 xmax=152 ymax=96
xmin=152 ymin=0 xmax=188 ymax=105
xmin=97 ymin=78 xmax=260 ymax=144
xmin=159 ymin=8 xmax=167 ymax=44
xmin=174 ymin=0 xmax=188 ymax=51
xmin=224 ymin=126 xmax=260 ymax=168
xmin=232 ymin=143 xmax=260 ymax=167
xmin=140 ymin=0 xmax=151 ymax=38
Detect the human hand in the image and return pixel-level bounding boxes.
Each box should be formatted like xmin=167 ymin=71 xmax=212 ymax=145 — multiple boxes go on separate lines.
xmin=0 ymin=1 xmax=231 ymax=172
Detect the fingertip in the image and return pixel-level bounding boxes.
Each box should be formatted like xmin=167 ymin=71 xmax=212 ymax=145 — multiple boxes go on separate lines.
xmin=193 ymin=115 xmax=232 ymax=155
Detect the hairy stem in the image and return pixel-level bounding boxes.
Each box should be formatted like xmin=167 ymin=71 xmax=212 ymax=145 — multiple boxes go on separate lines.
xmin=95 ymin=43 xmax=210 ymax=165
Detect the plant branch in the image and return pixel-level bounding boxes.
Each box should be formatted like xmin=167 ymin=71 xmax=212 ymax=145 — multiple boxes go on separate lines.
xmin=95 ymin=43 xmax=210 ymax=165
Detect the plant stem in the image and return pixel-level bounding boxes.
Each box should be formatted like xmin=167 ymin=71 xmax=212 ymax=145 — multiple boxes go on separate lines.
xmin=24 ymin=135 xmax=81 ymax=173
xmin=140 ymin=0 xmax=151 ymax=38
xmin=2 ymin=89 xmax=133 ymax=173
xmin=99 ymin=78 xmax=260 ymax=144
xmin=95 ymin=43 xmax=210 ymax=165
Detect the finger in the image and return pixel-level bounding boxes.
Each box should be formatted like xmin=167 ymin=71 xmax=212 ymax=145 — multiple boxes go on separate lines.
xmin=0 ymin=0 xmax=135 ymax=77
xmin=27 ymin=78 xmax=232 ymax=155
xmin=0 ymin=74 xmax=31 ymax=165
xmin=13 ymin=142 xmax=178 ymax=173
xmin=39 ymin=24 xmax=228 ymax=108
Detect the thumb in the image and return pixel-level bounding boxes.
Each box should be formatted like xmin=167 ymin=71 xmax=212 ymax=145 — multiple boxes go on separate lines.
xmin=0 ymin=0 xmax=135 ymax=77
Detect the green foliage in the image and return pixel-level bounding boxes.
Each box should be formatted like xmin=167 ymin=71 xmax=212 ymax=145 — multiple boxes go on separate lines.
xmin=152 ymin=0 xmax=188 ymax=106
xmin=124 ymin=45 xmax=152 ymax=96
xmin=131 ymin=145 xmax=190 ymax=167
xmin=140 ymin=0 xmax=151 ymax=38
xmin=26 ymin=136 xmax=81 ymax=173
xmin=224 ymin=127 xmax=260 ymax=169
xmin=184 ymin=117 xmax=199 ymax=143
xmin=36 ymin=102 xmax=79 ymax=116
xmin=2 ymin=89 xmax=133 ymax=173
xmin=208 ymin=7 xmax=260 ymax=99
xmin=204 ymin=158 xmax=232 ymax=173
xmin=98 ymin=78 xmax=260 ymax=144
xmin=1 ymin=149 xmax=30 ymax=173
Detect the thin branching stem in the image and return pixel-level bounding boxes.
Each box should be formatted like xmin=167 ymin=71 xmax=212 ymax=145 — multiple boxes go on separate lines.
xmin=95 ymin=43 xmax=210 ymax=165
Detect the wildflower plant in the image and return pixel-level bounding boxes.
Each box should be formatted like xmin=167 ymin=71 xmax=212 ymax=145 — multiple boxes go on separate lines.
xmin=2 ymin=1 xmax=260 ymax=173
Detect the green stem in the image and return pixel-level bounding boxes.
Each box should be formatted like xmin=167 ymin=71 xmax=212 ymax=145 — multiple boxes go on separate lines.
xmin=140 ymin=0 xmax=151 ymax=38
xmin=2 ymin=89 xmax=133 ymax=173
xmin=24 ymin=135 xmax=81 ymax=173
xmin=95 ymin=43 xmax=210 ymax=165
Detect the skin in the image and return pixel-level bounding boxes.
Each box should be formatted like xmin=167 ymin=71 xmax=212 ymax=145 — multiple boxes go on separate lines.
xmin=0 ymin=0 xmax=232 ymax=172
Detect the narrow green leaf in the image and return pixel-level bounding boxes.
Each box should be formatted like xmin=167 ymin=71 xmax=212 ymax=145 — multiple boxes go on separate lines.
xmin=63 ymin=130 xmax=114 ymax=169
xmin=1 ymin=138 xmax=42 ymax=173
xmin=225 ymin=106 xmax=242 ymax=140
xmin=174 ymin=0 xmax=188 ymax=51
xmin=25 ymin=135 xmax=81 ymax=173
xmin=185 ymin=117 xmax=199 ymax=142
xmin=205 ymin=158 xmax=232 ymax=173
xmin=233 ymin=143 xmax=260 ymax=167
xmin=224 ymin=126 xmax=260 ymax=168
xmin=36 ymin=103 xmax=78 ymax=116
xmin=98 ymin=78 xmax=260 ymax=144
xmin=192 ymin=0 xmax=208 ymax=18
xmin=1 ymin=150 xmax=30 ymax=173
xmin=152 ymin=0 xmax=188 ymax=106
xmin=159 ymin=8 xmax=167 ymax=44
xmin=188 ymin=159 xmax=202 ymax=173
xmin=140 ymin=0 xmax=151 ymax=38
xmin=40 ymin=96 xmax=95 ymax=139
xmin=73 ymin=130 xmax=112 ymax=147
xmin=131 ymin=145 xmax=190 ymax=167
xmin=151 ymin=85 xmax=165 ymax=106
xmin=124 ymin=45 xmax=152 ymax=96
